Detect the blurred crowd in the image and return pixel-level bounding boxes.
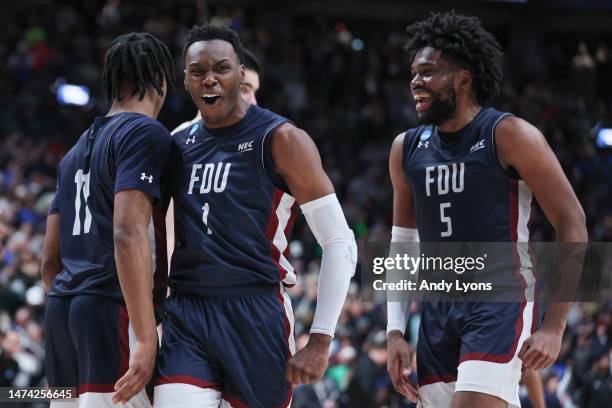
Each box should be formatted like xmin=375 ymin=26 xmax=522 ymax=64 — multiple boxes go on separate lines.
xmin=0 ymin=1 xmax=610 ymax=407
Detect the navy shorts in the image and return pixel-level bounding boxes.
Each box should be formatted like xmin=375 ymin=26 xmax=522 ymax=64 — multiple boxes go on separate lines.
xmin=414 ymin=298 xmax=538 ymax=407
xmin=155 ymin=287 xmax=294 ymax=408
xmin=44 ymin=294 xmax=131 ymax=394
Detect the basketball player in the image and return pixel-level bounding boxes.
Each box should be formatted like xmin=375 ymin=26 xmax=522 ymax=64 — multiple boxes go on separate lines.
xmin=385 ymin=12 xmax=587 ymax=408
xmin=154 ymin=24 xmax=356 ymax=408
xmin=172 ymin=47 xmax=261 ymax=134
xmin=165 ymin=49 xmax=262 ymax=262
xmin=41 ymin=33 xmax=174 ymax=407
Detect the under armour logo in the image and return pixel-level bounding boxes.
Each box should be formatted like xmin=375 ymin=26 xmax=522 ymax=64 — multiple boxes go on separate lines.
xmin=140 ymin=173 xmax=153 ymax=183
xmin=186 ymin=136 xmax=196 ymax=144
xmin=418 ymin=140 xmax=429 ymax=149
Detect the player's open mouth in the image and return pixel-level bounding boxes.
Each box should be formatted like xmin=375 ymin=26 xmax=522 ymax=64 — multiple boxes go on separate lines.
xmin=202 ymin=94 xmax=221 ymax=106
xmin=414 ymin=94 xmax=432 ymax=112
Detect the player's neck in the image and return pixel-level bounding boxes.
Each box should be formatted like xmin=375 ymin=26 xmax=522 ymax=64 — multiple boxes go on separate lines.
xmin=107 ymin=98 xmax=158 ymax=119
xmin=107 ymin=87 xmax=161 ymax=119
xmin=438 ymin=101 xmax=481 ymax=133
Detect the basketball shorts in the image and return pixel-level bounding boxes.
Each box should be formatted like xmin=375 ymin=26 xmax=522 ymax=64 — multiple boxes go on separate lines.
xmin=44 ymin=294 xmax=151 ymax=408
xmin=415 ymin=298 xmax=538 ymax=408
xmin=154 ymin=285 xmax=295 ymax=408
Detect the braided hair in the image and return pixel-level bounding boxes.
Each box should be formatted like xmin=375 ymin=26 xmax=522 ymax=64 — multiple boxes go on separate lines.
xmin=102 ymin=32 xmax=175 ymax=102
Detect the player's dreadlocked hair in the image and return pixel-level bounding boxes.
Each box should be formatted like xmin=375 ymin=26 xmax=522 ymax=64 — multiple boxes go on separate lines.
xmin=182 ymin=24 xmax=245 ymax=65
xmin=102 ymin=32 xmax=175 ymax=102
xmin=405 ymin=11 xmax=503 ymax=106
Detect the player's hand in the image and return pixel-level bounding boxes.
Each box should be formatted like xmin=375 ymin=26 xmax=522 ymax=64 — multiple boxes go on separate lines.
xmin=286 ymin=333 xmax=331 ymax=384
xmin=518 ymin=327 xmax=562 ymax=370
xmin=387 ymin=330 xmax=418 ymax=403
xmin=112 ymin=337 xmax=157 ymax=404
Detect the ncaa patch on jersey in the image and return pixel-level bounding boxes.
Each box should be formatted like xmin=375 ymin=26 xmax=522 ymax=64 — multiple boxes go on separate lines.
xmin=420 ymin=128 xmax=432 ymax=141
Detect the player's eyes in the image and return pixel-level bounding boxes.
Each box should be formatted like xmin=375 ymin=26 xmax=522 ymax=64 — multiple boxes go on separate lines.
xmin=412 ymin=69 xmax=435 ymax=78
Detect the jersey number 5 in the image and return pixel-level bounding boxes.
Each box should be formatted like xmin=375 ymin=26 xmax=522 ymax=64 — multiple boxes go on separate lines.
xmin=73 ymin=169 xmax=92 ymax=235
xmin=440 ymin=202 xmax=452 ymax=237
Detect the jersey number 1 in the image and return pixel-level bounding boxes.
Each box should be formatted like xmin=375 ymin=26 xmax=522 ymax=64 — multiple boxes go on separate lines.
xmin=201 ymin=203 xmax=212 ymax=235
xmin=73 ymin=169 xmax=92 ymax=235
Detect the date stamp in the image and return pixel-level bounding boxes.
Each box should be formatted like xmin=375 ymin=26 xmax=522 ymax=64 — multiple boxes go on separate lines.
xmin=0 ymin=387 xmax=76 ymax=402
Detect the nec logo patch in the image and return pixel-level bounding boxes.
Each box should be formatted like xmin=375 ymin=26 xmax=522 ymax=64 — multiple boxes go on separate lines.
xmin=470 ymin=139 xmax=485 ymax=153
xmin=238 ymin=141 xmax=254 ymax=153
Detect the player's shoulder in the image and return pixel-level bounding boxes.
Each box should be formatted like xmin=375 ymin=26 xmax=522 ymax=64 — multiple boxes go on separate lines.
xmin=113 ymin=113 xmax=171 ymax=148
xmin=494 ymin=114 xmax=545 ymax=152
xmin=494 ymin=114 xmax=537 ymax=135
xmin=399 ymin=125 xmax=430 ymax=146
xmin=171 ymin=115 xmax=201 ymax=136
xmin=58 ymin=143 xmax=79 ymax=170
xmin=124 ymin=113 xmax=168 ymax=133
xmin=249 ymin=105 xmax=291 ymax=128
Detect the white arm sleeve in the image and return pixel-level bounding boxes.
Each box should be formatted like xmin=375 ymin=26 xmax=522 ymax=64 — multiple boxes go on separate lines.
xmin=386 ymin=226 xmax=419 ymax=335
xmin=300 ymin=194 xmax=357 ymax=337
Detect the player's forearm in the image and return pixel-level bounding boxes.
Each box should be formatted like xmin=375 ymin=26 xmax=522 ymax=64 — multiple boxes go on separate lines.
xmin=41 ymin=214 xmax=62 ymax=292
xmin=541 ymin=303 xmax=571 ymax=335
xmin=554 ymin=214 xmax=587 ymax=243
xmin=114 ymin=226 xmax=157 ymax=341
xmin=302 ymin=194 xmax=357 ymax=337
xmin=41 ymin=257 xmax=62 ymax=292
xmin=311 ymin=236 xmax=355 ymax=336
xmin=543 ymin=214 xmax=587 ymax=334
xmin=386 ymin=227 xmax=418 ymax=335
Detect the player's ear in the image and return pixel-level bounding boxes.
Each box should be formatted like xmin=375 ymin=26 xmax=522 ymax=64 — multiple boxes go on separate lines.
xmin=183 ymin=69 xmax=188 ymax=90
xmin=458 ymin=69 xmax=472 ymax=89
xmin=240 ymin=64 xmax=245 ymax=82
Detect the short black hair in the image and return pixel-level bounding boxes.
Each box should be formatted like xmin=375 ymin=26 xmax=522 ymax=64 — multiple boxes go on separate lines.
xmin=243 ymin=48 xmax=261 ymax=74
xmin=182 ymin=24 xmax=245 ymax=65
xmin=102 ymin=32 xmax=174 ymax=102
xmin=405 ymin=11 xmax=503 ymax=106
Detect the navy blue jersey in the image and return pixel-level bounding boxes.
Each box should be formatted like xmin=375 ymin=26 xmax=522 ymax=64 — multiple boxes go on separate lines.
xmin=169 ymin=105 xmax=298 ymax=294
xmin=403 ymin=108 xmax=534 ymax=287
xmin=49 ymin=113 xmax=171 ymax=304
xmin=403 ymin=108 xmax=533 ymax=242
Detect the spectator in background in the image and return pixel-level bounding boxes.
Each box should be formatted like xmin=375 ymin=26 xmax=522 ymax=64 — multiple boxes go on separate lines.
xmin=582 ymin=350 xmax=611 ymax=408
xmin=0 ymin=331 xmax=19 ymax=387
xmin=345 ymin=330 xmax=390 ymax=408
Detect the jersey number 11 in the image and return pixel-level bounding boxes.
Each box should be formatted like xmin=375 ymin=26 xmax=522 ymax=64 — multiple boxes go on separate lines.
xmin=73 ymin=169 xmax=92 ymax=235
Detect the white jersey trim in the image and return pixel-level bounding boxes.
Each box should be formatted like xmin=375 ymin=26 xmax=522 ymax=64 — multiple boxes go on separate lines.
xmin=172 ymin=114 xmax=201 ymax=136
xmin=273 ymin=192 xmax=297 ymax=285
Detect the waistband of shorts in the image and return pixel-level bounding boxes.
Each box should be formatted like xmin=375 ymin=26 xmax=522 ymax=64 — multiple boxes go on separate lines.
xmin=170 ymin=282 xmax=279 ymax=297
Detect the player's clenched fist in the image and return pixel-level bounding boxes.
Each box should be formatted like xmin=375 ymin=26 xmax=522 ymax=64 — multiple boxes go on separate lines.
xmin=518 ymin=327 xmax=563 ymax=370
xmin=387 ymin=331 xmax=418 ymax=403
xmin=285 ymin=333 xmax=331 ymax=384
